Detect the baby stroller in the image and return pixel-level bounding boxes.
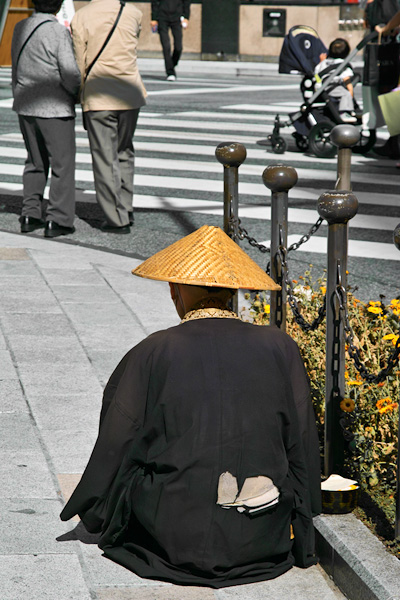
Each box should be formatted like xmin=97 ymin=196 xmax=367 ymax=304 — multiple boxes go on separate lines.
xmin=264 ymin=25 xmax=377 ymax=158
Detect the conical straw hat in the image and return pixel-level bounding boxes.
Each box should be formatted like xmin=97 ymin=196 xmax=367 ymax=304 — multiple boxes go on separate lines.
xmin=132 ymin=225 xmax=280 ymax=291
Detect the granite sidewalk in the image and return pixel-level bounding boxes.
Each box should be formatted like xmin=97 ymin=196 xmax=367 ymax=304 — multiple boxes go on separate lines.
xmin=0 ymin=229 xmax=399 ymax=600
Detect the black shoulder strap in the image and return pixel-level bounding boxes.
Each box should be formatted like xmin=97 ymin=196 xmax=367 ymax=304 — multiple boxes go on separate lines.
xmin=15 ymin=20 xmax=52 ymax=73
xmin=84 ymin=0 xmax=126 ymax=83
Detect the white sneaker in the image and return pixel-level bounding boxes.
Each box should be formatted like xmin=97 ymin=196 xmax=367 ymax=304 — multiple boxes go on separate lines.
xmin=166 ymin=74 xmax=176 ymax=81
xmin=340 ymin=112 xmax=357 ymax=124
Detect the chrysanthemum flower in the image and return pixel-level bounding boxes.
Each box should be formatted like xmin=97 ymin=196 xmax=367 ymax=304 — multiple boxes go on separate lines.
xmin=340 ymin=398 xmax=355 ymax=412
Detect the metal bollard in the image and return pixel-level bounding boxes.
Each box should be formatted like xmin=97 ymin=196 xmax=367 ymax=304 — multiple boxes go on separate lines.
xmin=215 ymin=142 xmax=247 ymax=242
xmin=215 ymin=142 xmax=247 ymax=314
xmin=318 ymin=190 xmax=358 ymax=476
xmin=394 ymin=223 xmax=400 ymax=251
xmin=262 ymin=164 xmax=298 ymax=331
xmin=330 ymin=125 xmax=360 ymax=191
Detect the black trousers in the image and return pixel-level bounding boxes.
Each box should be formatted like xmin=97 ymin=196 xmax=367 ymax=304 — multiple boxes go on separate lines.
xmin=18 ymin=115 xmax=76 ymax=228
xmin=158 ymin=18 xmax=182 ymax=76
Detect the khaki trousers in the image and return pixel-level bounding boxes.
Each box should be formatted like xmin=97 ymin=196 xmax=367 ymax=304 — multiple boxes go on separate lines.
xmin=85 ymin=109 xmax=140 ymax=227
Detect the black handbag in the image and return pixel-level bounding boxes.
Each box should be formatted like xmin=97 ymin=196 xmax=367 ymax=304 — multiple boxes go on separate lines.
xmin=363 ymin=38 xmax=400 ymax=92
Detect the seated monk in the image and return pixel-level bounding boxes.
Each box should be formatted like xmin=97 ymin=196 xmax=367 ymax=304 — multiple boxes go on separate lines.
xmin=60 ymin=225 xmax=321 ymax=588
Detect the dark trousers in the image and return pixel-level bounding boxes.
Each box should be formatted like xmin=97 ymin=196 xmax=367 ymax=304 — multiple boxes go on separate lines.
xmin=18 ymin=115 xmax=76 ymax=227
xmin=158 ymin=19 xmax=182 ymax=76
xmin=85 ymin=109 xmax=140 ymax=227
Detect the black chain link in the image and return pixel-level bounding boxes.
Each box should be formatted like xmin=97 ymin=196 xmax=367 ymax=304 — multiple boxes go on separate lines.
xmin=236 ymin=221 xmax=270 ymax=253
xmin=287 ymin=217 xmax=324 ymax=252
xmin=235 ymin=217 xmax=324 ymax=255
xmin=279 ymin=244 xmax=326 ymax=331
xmin=336 ymin=284 xmax=400 ymax=383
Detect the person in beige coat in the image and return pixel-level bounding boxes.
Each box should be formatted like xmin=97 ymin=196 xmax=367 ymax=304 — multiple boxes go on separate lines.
xmin=71 ymin=0 xmax=147 ymax=233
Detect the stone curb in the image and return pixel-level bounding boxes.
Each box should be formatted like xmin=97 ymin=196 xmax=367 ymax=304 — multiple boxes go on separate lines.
xmin=315 ymin=513 xmax=400 ymax=600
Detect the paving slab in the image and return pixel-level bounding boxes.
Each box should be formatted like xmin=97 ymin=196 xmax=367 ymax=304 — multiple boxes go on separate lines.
xmin=1 ymin=498 xmax=69 ymax=554
xmin=0 ymin=554 xmax=92 ymax=600
xmin=0 ymin=348 xmax=18 ymax=379
xmin=0 ymin=312 xmax=76 ymax=338
xmin=0 ymin=379 xmax=27 ymax=413
xmin=7 ymin=334 xmax=89 ymax=364
xmin=0 ymin=449 xmax=56 ymax=499
xmin=16 ymin=362 xmax=102 ymax=397
xmin=95 ymin=585 xmax=217 ymax=600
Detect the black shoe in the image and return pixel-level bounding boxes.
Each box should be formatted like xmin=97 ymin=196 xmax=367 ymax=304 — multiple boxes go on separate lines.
xmin=100 ymin=221 xmax=131 ymax=234
xmin=44 ymin=221 xmax=75 ymax=238
xmin=373 ymin=137 xmax=400 ymax=159
xmin=128 ymin=211 xmax=134 ymax=225
xmin=20 ymin=216 xmax=45 ymax=233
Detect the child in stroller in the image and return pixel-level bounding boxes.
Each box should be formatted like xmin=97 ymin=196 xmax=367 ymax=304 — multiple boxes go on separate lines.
xmin=314 ymin=38 xmax=357 ymax=124
xmin=264 ymin=25 xmax=376 ymax=157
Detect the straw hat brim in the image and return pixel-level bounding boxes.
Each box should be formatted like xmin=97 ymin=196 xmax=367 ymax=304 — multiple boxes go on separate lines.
xmin=132 ymin=225 xmax=281 ymax=291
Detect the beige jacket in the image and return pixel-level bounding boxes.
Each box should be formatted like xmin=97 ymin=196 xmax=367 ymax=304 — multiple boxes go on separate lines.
xmin=71 ymin=0 xmax=147 ymax=111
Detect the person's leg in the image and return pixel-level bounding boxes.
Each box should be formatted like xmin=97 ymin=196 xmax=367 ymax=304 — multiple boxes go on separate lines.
xmin=38 ymin=117 xmax=76 ymax=228
xmin=158 ymin=19 xmax=175 ymax=76
xmin=18 ymin=115 xmax=48 ymax=220
xmin=170 ymin=19 xmax=183 ymax=68
xmin=329 ymin=86 xmax=354 ymax=113
xmin=85 ymin=110 xmax=130 ymax=228
xmin=117 ymin=108 xmax=140 ymax=220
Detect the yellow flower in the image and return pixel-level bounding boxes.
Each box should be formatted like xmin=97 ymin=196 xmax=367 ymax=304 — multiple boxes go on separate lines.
xmin=376 ymin=397 xmax=390 ymax=408
xmin=390 ymin=299 xmax=400 ymax=305
xmin=383 ymin=334 xmax=397 ymax=342
xmin=340 ymin=398 xmax=355 ymax=412
xmin=367 ymin=306 xmax=382 ymax=314
xmin=365 ymin=426 xmax=375 ymax=435
xmin=320 ymin=286 xmax=326 ymax=294
xmin=263 ymin=304 xmax=270 ymax=314
xmin=347 ymin=380 xmax=363 ymax=386
xmin=379 ymin=403 xmax=398 ymax=414
xmin=368 ymin=301 xmax=381 ymax=306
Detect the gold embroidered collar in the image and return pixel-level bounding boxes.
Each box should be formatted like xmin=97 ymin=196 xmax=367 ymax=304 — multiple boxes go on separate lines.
xmin=181 ymin=307 xmax=241 ymax=323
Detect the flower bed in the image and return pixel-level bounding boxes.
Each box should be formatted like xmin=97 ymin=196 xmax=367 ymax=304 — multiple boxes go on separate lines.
xmin=242 ymin=267 xmax=400 ymax=555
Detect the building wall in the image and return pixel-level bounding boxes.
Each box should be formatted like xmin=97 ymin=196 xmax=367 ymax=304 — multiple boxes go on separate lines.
xmin=239 ymin=3 xmax=364 ymax=59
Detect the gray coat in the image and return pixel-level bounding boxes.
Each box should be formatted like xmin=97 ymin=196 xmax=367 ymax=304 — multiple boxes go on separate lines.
xmin=11 ymin=12 xmax=81 ymax=118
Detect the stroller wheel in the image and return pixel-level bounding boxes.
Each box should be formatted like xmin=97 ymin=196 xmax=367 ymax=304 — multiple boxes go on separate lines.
xmin=293 ymin=133 xmax=309 ymax=152
xmin=352 ymin=129 xmax=376 ymax=155
xmin=272 ymin=136 xmax=287 ymax=154
xmin=309 ymin=121 xmax=336 ymax=159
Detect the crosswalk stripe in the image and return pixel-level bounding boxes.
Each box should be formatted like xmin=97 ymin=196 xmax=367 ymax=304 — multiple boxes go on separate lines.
xmin=259 ymin=235 xmax=400 ymax=261
xmin=0 ymin=66 xmax=397 ymax=265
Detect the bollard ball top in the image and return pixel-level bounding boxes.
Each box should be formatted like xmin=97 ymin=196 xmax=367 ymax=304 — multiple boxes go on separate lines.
xmin=215 ymin=142 xmax=247 ymax=167
xmin=317 ymin=190 xmax=358 ymax=224
xmin=330 ymin=124 xmax=360 ymax=149
xmin=262 ymin=164 xmax=298 ymax=192
xmin=394 ymin=223 xmax=400 ymax=251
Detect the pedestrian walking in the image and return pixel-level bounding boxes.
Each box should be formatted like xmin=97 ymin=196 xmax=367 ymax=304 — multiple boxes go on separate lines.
xmin=71 ymin=0 xmax=147 ymax=234
xmin=151 ymin=0 xmax=191 ymax=81
xmin=60 ymin=225 xmax=321 ymax=587
xmin=11 ymin=0 xmax=81 ymax=238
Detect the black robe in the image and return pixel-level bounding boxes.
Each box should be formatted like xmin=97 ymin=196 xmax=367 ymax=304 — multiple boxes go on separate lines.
xmin=60 ymin=319 xmax=321 ymax=588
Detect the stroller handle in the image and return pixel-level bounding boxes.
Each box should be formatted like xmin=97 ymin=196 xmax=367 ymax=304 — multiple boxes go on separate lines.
xmin=356 ymin=30 xmax=378 ymax=51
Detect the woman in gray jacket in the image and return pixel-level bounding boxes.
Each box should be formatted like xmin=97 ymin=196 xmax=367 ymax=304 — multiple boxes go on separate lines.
xmin=11 ymin=0 xmax=81 ymax=238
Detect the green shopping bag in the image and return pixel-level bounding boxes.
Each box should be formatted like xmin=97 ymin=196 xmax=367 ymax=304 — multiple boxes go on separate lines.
xmin=378 ymin=88 xmax=400 ymax=136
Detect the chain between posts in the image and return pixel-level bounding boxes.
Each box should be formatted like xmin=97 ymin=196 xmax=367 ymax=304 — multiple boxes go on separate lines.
xmin=233 ymin=216 xmax=324 ymax=255
xmin=335 ymin=283 xmax=400 ymax=383
xmin=278 ymin=243 xmax=327 ymax=332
